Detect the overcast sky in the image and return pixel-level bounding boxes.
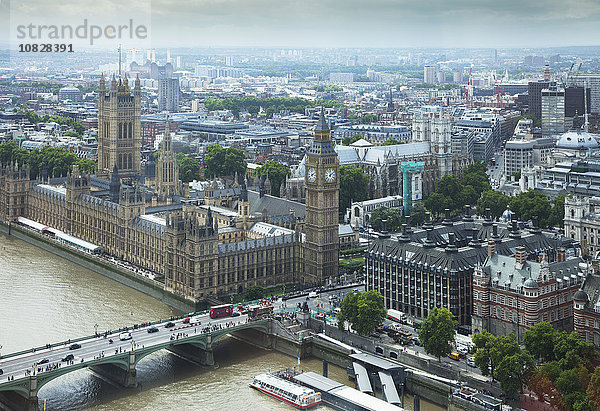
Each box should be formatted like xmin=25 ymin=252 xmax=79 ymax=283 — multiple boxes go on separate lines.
xmin=8 ymin=0 xmax=600 ymax=48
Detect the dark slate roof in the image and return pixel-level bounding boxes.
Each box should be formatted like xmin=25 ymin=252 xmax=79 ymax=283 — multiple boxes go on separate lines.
xmin=581 ymin=274 xmax=600 ymax=310
xmin=368 ymin=219 xmax=575 ymax=274
xmin=248 ymin=190 xmax=305 ymax=220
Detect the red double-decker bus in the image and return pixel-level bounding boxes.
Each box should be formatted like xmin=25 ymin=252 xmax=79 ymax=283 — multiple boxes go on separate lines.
xmin=209 ymin=304 xmax=233 ymax=319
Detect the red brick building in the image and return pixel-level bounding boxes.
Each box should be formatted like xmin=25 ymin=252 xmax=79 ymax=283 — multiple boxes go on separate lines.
xmin=573 ymin=272 xmax=600 ymax=346
xmin=472 ymin=242 xmax=584 ymax=343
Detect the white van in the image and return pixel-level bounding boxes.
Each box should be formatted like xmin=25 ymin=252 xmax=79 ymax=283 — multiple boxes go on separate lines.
xmin=308 ymin=291 xmax=318 ymax=298
xmin=119 ymin=332 xmax=132 ymax=341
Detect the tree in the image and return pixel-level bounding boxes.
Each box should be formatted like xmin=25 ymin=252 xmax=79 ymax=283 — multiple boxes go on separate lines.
xmin=524 ymin=322 xmax=558 ymax=362
xmin=359 ymin=113 xmax=378 ymax=124
xmin=76 ymin=158 xmax=97 ymax=174
xmin=0 ymin=140 xmax=29 ymax=165
xmin=369 ymin=206 xmax=403 ymax=231
xmin=337 ymin=291 xmax=360 ymax=331
xmin=477 ymin=190 xmax=511 ymax=219
xmin=495 ymin=349 xmax=534 ymax=398
xmin=244 ymin=285 xmax=265 ymax=301
xmin=418 ymin=307 xmax=457 ymax=361
xmin=353 ymin=291 xmax=386 ymax=335
xmin=339 ymin=165 xmax=369 ymax=212
xmin=257 ymin=160 xmax=291 ymax=197
xmin=509 ymin=190 xmax=552 ymax=228
xmin=423 ymin=192 xmax=450 ymax=217
xmin=473 ymin=330 xmax=496 ymax=376
xmin=28 ymin=145 xmax=83 ymax=179
xmin=63 ymin=131 xmax=81 ymax=138
xmin=549 ymin=194 xmax=568 ymax=228
xmin=553 ymin=331 xmax=596 ymax=370
xmin=587 ymin=366 xmax=600 ymax=410
xmin=342 ymin=134 xmax=362 ymax=146
xmin=204 ymin=145 xmax=247 ymax=178
xmin=176 ymin=154 xmax=201 ymax=183
xmin=381 ymin=138 xmax=402 ymax=146
xmin=410 ymin=202 xmax=427 ymax=226
xmin=336 ymin=290 xmax=386 ymax=336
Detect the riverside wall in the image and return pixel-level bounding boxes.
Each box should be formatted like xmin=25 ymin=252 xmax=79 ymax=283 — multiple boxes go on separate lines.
xmin=0 ymin=221 xmax=195 ymax=313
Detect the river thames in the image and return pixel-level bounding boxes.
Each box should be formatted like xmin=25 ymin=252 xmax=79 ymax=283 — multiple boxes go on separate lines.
xmin=0 ymin=232 xmax=442 ymax=410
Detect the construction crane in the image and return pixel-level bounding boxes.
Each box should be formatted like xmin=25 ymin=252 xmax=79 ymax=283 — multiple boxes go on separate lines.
xmin=400 ymin=161 xmax=425 ymax=217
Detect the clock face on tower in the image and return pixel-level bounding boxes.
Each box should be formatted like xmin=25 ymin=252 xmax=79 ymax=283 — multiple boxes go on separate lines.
xmin=307 ymin=167 xmax=316 ymax=182
xmin=325 ymin=168 xmax=336 ymax=183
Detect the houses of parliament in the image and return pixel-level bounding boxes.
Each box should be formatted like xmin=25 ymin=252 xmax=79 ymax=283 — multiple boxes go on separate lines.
xmin=0 ymin=75 xmax=340 ymax=303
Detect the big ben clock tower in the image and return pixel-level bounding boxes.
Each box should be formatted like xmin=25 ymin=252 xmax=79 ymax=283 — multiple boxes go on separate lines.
xmin=304 ymin=108 xmax=339 ymax=285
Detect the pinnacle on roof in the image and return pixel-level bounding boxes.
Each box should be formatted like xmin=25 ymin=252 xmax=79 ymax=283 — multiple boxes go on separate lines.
xmin=315 ymin=106 xmax=329 ymax=133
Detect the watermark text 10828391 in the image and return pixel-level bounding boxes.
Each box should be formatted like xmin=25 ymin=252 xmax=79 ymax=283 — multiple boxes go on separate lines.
xmin=19 ymin=44 xmax=74 ymax=53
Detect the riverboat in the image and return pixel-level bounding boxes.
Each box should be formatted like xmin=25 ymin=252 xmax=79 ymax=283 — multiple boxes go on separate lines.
xmin=250 ymin=372 xmax=321 ymax=409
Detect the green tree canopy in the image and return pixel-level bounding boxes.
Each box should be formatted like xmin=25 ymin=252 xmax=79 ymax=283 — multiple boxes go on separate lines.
xmin=381 ymin=138 xmax=402 ymax=146
xmin=409 ymin=202 xmax=428 ymax=226
xmin=495 ymin=349 xmax=535 ymax=398
xmin=257 ymin=160 xmax=291 ymax=197
xmin=418 ymin=307 xmax=457 ymax=361
xmin=244 ymin=285 xmax=265 ymax=301
xmin=359 ymin=113 xmax=378 ymax=124
xmin=204 ymin=145 xmax=247 ymax=178
xmin=176 ymin=154 xmax=201 ymax=183
xmin=477 ymin=190 xmax=511 ymax=219
xmin=340 ymin=165 xmax=369 ymax=212
xmin=509 ymin=190 xmax=552 ymax=228
xmin=0 ymin=140 xmax=29 ymax=165
xmin=524 ymin=322 xmax=558 ymax=362
xmin=369 ymin=206 xmax=403 ymax=231
xmin=336 ymin=290 xmax=386 ymax=336
xmin=342 ymin=134 xmax=362 ymax=146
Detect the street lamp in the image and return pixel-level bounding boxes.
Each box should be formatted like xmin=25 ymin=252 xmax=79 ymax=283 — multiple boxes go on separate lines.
xmin=94 ymin=324 xmax=98 ymax=336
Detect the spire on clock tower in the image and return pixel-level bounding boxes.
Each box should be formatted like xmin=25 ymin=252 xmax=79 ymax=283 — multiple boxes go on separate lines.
xmin=303 ymin=108 xmax=339 ymax=286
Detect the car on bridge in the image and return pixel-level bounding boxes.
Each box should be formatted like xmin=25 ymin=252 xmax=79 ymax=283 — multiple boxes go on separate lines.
xmin=37 ymin=358 xmax=49 ymax=364
xmin=147 ymin=327 xmax=159 ymax=333
xmin=61 ymin=354 xmax=74 ymax=362
xmin=119 ymin=332 xmax=132 ymax=341
xmin=0 ymin=369 xmax=3 ymax=375
xmin=69 ymin=343 xmax=81 ymax=350
xmin=164 ymin=322 xmax=175 ymax=328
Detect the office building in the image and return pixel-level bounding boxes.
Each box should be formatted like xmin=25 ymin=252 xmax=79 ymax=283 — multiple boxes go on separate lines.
xmin=424 ymin=65 xmax=435 ymax=84
xmin=158 ymin=78 xmax=180 ymax=112
xmin=504 ymin=140 xmax=534 ymax=176
xmin=528 ymin=80 xmax=550 ymax=121
xmin=541 ymin=83 xmax=565 ymax=136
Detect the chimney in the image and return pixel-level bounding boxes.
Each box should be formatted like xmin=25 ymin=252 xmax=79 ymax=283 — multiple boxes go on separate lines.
xmin=381 ymin=219 xmax=388 ymax=233
xmin=487 ymin=239 xmax=496 ymax=257
xmin=510 ymin=215 xmax=521 ymax=238
xmin=424 ymin=212 xmax=433 ymax=229
xmin=515 ymin=245 xmax=527 ymax=266
xmin=557 ymin=247 xmax=566 ymax=263
xmin=592 ymin=259 xmax=599 ymax=274
xmin=424 ymin=227 xmax=435 ymax=248
xmin=483 ymin=207 xmax=492 ymax=226
xmin=443 ymin=208 xmax=453 ymax=226
xmin=492 ymin=223 xmax=499 ymax=239
xmin=463 ymin=205 xmax=473 ymax=222
xmin=445 ymin=232 xmax=457 ymax=253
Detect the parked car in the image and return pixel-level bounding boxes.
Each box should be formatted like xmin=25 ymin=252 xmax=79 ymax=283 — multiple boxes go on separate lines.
xmin=467 ymin=358 xmax=477 ymax=368
xmin=69 ymin=343 xmax=81 ymax=350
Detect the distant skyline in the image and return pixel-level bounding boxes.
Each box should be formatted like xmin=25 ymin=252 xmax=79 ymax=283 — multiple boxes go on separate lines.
xmin=5 ymin=0 xmax=600 ymax=49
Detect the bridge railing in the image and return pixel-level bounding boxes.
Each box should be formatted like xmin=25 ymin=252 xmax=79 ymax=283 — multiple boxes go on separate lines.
xmin=0 ymin=311 xmax=215 ymax=361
